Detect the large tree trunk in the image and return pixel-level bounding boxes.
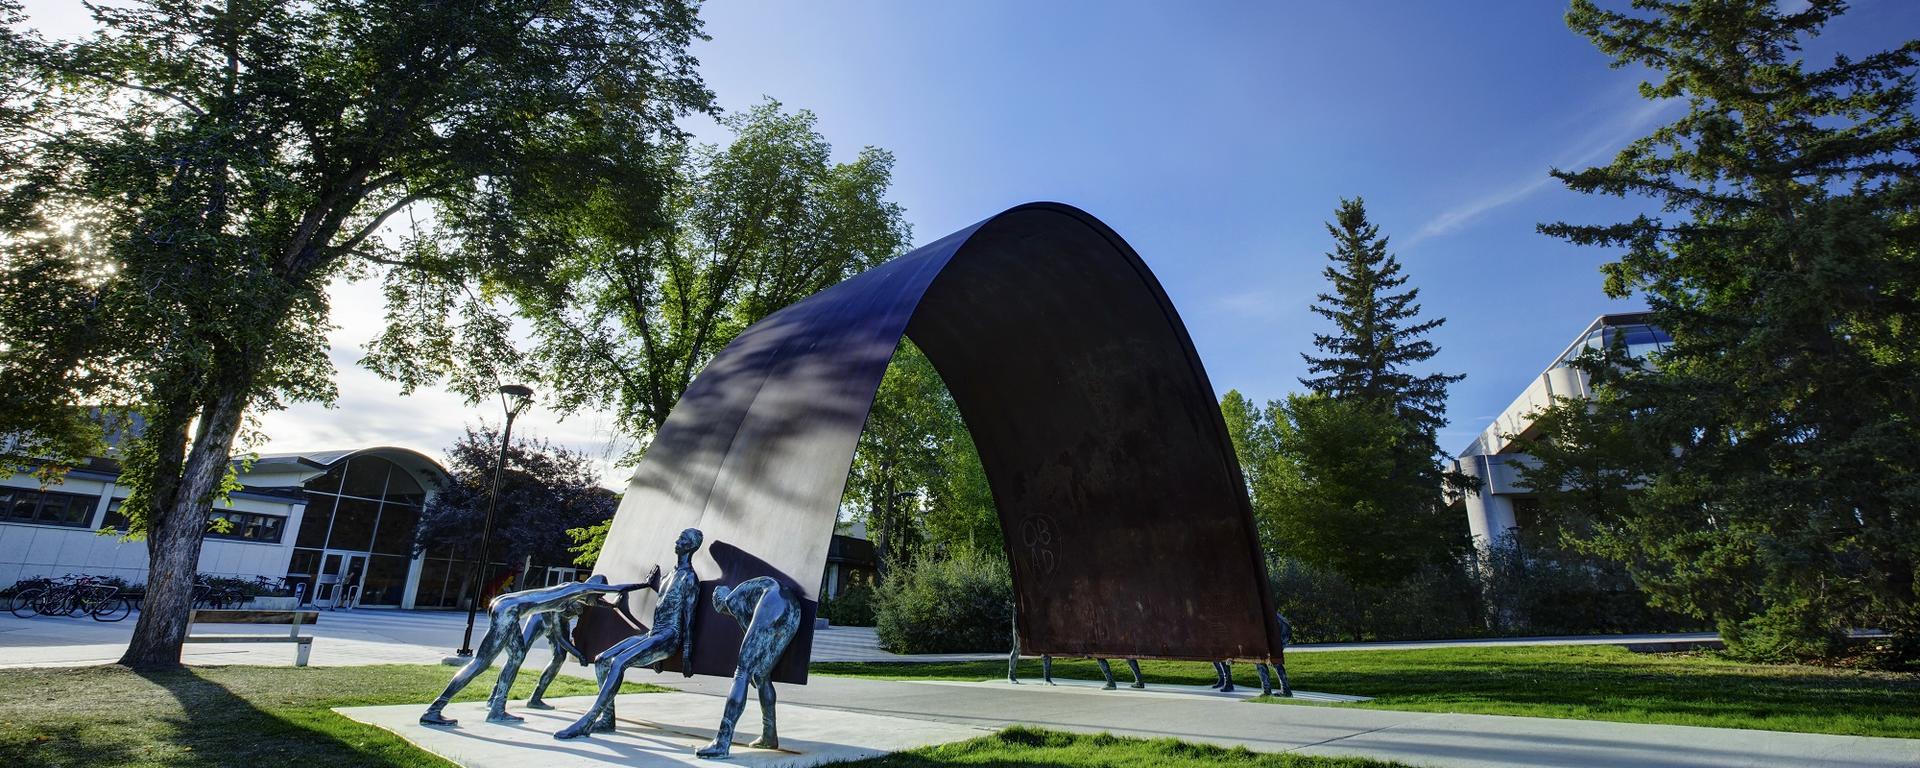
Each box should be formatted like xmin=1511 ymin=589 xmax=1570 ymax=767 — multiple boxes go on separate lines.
xmin=118 ymin=383 xmax=251 ymax=670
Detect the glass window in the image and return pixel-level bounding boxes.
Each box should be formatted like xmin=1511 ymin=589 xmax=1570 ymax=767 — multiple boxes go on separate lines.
xmin=372 ymin=502 xmax=421 ymax=556
xmin=204 ymin=509 xmax=286 ymax=543
xmin=339 ymin=458 xmax=391 ymax=499
xmin=326 ymin=497 xmax=380 ymax=552
xmin=361 ymin=554 xmax=410 ymax=606
xmin=383 ymin=467 xmax=426 ymax=507
xmin=0 ymin=489 xmax=98 ymax=527
xmin=296 ymin=493 xmax=336 ymax=548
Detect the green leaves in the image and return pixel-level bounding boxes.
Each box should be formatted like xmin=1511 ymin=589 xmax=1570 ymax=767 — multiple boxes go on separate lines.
xmin=1532 ymin=0 xmax=1920 ymax=660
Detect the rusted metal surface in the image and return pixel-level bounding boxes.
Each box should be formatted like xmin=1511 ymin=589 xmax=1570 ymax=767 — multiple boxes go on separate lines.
xmin=577 ymin=203 xmax=1282 ymax=684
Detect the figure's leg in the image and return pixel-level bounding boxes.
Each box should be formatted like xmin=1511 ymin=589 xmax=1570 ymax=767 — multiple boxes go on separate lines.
xmin=421 ymin=616 xmax=514 ymax=725
xmin=1041 ymin=654 xmax=1055 ymax=685
xmin=696 ymin=671 xmax=752 ymax=758
xmin=1127 ymin=659 xmax=1144 ymax=689
xmin=527 ymin=645 xmax=566 ymax=709
xmin=1277 ymin=662 xmax=1293 ymax=697
xmin=749 ymin=678 xmax=779 ymax=750
xmin=1096 ymin=658 xmax=1116 ymax=690
xmin=1210 ymin=661 xmax=1226 ymax=689
xmin=1219 ymin=661 xmax=1235 ymax=693
xmin=555 ymin=633 xmax=671 ymax=739
xmin=1256 ymin=663 xmax=1274 ymax=697
xmin=484 ymin=618 xmax=536 ymax=722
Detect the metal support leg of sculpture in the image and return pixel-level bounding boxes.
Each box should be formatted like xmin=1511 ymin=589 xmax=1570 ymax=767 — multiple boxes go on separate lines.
xmin=697 ymin=576 xmax=801 ymax=759
xmin=556 ymin=528 xmax=704 ymax=740
xmin=1126 ymin=658 xmax=1145 ymax=689
xmin=421 ymin=575 xmax=639 ymax=726
xmin=1096 ymin=658 xmax=1117 ymax=689
xmin=1006 ymin=611 xmax=1021 ymax=684
xmin=1041 ymin=654 xmax=1055 ymax=685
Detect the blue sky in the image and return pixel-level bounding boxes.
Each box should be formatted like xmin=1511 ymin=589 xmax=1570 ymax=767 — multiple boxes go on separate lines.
xmin=20 ymin=1 xmax=1920 ymax=472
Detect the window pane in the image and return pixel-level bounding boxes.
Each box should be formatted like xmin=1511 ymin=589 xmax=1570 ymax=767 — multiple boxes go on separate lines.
xmin=361 ymin=554 xmax=410 ymax=606
xmin=326 ymin=497 xmax=379 ymax=551
xmin=46 ymin=494 xmax=94 ymax=525
xmin=339 ymin=458 xmax=391 ymax=499
xmin=297 ymin=493 xmax=337 ymax=548
xmin=2 ymin=490 xmax=36 ymax=520
xmin=371 ymin=503 xmax=420 ymax=556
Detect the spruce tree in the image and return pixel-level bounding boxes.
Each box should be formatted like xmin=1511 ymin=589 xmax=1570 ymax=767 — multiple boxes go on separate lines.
xmin=1301 ymin=197 xmax=1463 ymax=445
xmin=1523 ymin=0 xmax=1920 ymax=660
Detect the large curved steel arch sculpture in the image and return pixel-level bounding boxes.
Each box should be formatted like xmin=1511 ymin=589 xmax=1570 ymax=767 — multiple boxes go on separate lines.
xmin=578 ymin=202 xmax=1281 ymax=683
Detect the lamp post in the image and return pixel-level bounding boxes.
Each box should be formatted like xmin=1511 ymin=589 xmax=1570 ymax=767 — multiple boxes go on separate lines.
xmin=455 ymin=384 xmax=535 ymax=657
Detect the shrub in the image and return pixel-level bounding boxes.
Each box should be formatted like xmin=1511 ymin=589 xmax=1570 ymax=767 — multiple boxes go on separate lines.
xmin=822 ymin=583 xmax=877 ymax=627
xmin=874 ymin=549 xmax=1012 ymax=653
xmin=1268 ymin=541 xmax=1704 ymax=644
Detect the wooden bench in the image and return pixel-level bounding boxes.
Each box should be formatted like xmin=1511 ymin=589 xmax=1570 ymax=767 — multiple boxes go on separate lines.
xmin=184 ymin=609 xmax=319 ymax=666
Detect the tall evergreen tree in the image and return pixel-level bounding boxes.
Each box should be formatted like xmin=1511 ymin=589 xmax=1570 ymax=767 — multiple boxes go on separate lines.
xmin=1522 ymin=0 xmax=1920 ymax=660
xmin=1301 ymin=197 xmax=1462 ymax=443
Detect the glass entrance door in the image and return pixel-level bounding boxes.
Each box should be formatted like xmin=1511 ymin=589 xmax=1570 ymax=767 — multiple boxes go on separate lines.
xmin=315 ymin=551 xmax=368 ymax=609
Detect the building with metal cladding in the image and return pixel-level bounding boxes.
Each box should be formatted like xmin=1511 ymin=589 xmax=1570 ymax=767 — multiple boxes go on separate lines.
xmin=2 ymin=444 xmax=877 ymax=610
xmin=1447 ymin=312 xmax=1671 ymax=546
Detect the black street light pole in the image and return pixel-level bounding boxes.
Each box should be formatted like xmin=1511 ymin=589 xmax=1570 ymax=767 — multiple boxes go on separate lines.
xmin=456 ymin=384 xmax=535 ymax=657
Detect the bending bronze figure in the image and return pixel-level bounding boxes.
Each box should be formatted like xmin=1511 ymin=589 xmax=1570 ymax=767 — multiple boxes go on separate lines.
xmin=556 ymin=528 xmax=704 ymax=740
xmin=696 ymin=576 xmax=802 ymax=759
xmin=419 ymin=575 xmax=641 ymax=726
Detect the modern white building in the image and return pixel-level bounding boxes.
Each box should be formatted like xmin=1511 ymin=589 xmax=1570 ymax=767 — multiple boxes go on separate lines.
xmin=6 ymin=444 xmax=881 ymax=611
xmin=1447 ymin=312 xmax=1670 ymax=547
xmin=0 ymin=447 xmax=563 ymax=609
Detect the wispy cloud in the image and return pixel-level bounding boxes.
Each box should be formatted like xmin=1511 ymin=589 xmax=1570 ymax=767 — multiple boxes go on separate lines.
xmin=1402 ymin=95 xmax=1677 ymax=248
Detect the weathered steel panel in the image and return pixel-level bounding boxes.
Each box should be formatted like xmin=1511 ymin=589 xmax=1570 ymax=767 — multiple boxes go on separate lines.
xmin=576 ymin=204 xmax=1281 ymax=684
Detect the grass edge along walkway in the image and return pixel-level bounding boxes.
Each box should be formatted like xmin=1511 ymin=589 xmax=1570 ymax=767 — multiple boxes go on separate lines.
xmin=812 ymin=644 xmax=1920 ymax=739
xmin=0 ymin=663 xmax=663 ymax=768
xmin=841 ymin=725 xmax=1410 ymax=767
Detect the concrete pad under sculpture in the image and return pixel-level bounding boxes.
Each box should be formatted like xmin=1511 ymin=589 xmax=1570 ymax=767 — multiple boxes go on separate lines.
xmin=336 ymin=692 xmax=990 ymax=768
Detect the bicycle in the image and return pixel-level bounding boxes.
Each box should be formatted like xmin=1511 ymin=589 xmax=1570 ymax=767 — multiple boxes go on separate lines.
xmin=73 ymin=579 xmax=132 ymax=622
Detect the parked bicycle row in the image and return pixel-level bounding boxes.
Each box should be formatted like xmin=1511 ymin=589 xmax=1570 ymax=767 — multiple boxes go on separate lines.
xmin=2 ymin=573 xmax=300 ymax=620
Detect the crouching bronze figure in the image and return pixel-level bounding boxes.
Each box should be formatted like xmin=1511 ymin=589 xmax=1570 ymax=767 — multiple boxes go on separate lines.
xmin=697 ymin=576 xmax=802 ymax=759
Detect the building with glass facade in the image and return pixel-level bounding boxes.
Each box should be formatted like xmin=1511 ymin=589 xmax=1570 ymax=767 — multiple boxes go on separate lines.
xmin=1447 ymin=312 xmax=1671 ymax=546
xmin=0 ymin=446 xmax=563 ymax=609
xmin=4 ymin=443 xmax=878 ymax=610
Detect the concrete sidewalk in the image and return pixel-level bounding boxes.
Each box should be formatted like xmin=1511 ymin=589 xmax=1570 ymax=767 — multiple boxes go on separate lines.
xmin=653 ymin=674 xmax=1919 ymax=768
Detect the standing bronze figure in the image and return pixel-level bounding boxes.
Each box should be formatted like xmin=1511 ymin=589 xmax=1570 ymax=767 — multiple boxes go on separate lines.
xmin=419 ymin=575 xmax=642 ymax=726
xmin=556 ymin=528 xmax=705 ymax=740
xmin=696 ymin=576 xmax=802 ymax=759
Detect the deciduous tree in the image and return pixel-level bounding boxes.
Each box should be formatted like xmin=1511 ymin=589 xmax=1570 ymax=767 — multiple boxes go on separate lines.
xmin=0 ymin=0 xmax=710 ymax=668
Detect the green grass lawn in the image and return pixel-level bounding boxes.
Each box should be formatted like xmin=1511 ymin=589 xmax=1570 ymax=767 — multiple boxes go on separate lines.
xmin=844 ymin=727 xmax=1408 ymax=768
xmin=813 ymin=645 xmax=1920 ymax=738
xmin=0 ymin=664 xmax=662 ymax=768
xmin=0 ymin=663 xmax=1411 ymax=768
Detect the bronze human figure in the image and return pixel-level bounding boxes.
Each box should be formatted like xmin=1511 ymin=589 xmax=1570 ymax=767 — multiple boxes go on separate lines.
xmin=1096 ymin=658 xmax=1145 ymax=689
xmin=695 ymin=576 xmax=802 ymax=759
xmin=1257 ymin=613 xmax=1294 ymax=697
xmin=419 ymin=574 xmax=642 ymax=726
xmin=523 ymin=609 xmax=587 ymax=709
xmin=556 ymin=527 xmax=705 ymax=740
xmin=1212 ymin=660 xmax=1235 ymax=693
